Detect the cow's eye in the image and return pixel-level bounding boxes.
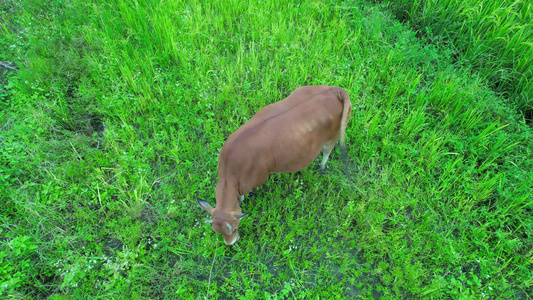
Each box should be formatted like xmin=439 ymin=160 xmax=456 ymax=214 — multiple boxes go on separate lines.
xmin=232 ymin=228 xmax=237 ymax=233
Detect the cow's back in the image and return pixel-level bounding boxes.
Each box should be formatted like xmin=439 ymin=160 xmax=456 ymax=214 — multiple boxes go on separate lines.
xmin=218 ymin=86 xmax=345 ymax=195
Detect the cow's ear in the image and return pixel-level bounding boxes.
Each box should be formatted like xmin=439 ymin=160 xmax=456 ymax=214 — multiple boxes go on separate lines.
xmin=197 ymin=198 xmax=215 ymax=213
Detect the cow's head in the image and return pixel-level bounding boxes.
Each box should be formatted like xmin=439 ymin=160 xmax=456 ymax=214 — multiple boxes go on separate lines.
xmin=197 ymin=198 xmax=248 ymax=245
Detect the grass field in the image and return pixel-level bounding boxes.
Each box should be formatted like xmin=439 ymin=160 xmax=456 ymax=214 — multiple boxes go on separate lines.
xmin=381 ymin=0 xmax=533 ymax=117
xmin=1 ymin=0 xmax=532 ymax=298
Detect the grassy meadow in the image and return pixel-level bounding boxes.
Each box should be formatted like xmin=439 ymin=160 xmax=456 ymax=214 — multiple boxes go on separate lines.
xmin=381 ymin=0 xmax=533 ymax=117
xmin=1 ymin=0 xmax=532 ymax=298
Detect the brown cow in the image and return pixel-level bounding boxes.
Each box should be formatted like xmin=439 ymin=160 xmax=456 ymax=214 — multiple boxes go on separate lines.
xmin=197 ymin=85 xmax=352 ymax=245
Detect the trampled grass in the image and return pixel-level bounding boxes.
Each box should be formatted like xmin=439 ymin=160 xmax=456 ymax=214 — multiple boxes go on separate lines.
xmin=0 ymin=0 xmax=532 ymax=298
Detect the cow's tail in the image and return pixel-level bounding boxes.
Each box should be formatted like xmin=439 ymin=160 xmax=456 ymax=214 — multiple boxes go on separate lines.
xmin=337 ymin=87 xmax=352 ymax=161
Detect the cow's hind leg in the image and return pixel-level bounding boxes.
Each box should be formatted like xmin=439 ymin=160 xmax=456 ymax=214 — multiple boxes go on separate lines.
xmin=320 ymin=139 xmax=338 ymax=171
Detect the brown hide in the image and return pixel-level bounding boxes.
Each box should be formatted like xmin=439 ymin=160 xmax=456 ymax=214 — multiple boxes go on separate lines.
xmin=198 ymin=85 xmax=352 ymax=245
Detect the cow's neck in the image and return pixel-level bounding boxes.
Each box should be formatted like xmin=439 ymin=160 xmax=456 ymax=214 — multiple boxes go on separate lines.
xmin=215 ymin=178 xmax=241 ymax=212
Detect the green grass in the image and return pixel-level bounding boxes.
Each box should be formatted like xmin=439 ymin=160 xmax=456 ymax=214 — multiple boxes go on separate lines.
xmin=380 ymin=0 xmax=533 ymax=118
xmin=1 ymin=0 xmax=532 ymax=298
